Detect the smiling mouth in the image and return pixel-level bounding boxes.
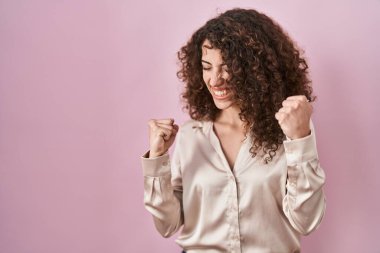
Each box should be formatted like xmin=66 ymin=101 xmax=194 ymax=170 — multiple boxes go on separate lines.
xmin=211 ymin=87 xmax=230 ymax=99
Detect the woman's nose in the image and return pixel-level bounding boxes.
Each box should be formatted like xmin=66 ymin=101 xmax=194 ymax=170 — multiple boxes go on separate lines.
xmin=210 ymin=71 xmax=224 ymax=87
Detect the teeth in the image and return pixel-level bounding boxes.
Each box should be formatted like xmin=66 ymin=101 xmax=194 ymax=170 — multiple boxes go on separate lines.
xmin=214 ymin=89 xmax=227 ymax=96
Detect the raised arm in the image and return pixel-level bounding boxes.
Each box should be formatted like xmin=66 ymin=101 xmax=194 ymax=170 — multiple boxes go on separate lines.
xmin=275 ymin=95 xmax=326 ymax=234
xmin=141 ymin=119 xmax=183 ymax=237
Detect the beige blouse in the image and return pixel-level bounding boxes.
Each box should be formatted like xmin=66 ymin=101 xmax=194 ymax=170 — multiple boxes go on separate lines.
xmin=141 ymin=120 xmax=326 ymax=253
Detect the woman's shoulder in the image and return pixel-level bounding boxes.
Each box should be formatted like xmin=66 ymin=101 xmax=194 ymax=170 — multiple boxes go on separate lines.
xmin=178 ymin=119 xmax=212 ymax=136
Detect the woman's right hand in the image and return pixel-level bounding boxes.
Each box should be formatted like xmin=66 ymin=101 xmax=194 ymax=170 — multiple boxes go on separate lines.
xmin=148 ymin=118 xmax=179 ymax=158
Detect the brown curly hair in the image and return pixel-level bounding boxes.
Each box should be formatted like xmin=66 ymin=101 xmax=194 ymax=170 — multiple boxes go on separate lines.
xmin=177 ymin=8 xmax=315 ymax=163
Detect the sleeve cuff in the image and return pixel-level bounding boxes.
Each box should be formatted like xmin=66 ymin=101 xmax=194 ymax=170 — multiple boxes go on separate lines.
xmin=283 ymin=131 xmax=318 ymax=165
xmin=141 ymin=151 xmax=171 ymax=177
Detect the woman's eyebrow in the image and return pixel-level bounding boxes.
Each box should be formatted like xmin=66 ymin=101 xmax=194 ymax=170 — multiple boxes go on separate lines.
xmin=201 ymin=60 xmax=226 ymax=66
xmin=201 ymin=60 xmax=212 ymax=65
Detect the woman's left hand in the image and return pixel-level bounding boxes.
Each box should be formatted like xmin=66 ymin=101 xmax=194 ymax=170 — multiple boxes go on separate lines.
xmin=275 ymin=95 xmax=313 ymax=140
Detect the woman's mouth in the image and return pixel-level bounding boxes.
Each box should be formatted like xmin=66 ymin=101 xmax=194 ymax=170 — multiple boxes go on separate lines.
xmin=211 ymin=87 xmax=230 ymax=99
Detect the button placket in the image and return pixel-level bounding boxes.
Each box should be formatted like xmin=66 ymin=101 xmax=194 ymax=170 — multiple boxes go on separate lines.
xmin=226 ymin=173 xmax=242 ymax=252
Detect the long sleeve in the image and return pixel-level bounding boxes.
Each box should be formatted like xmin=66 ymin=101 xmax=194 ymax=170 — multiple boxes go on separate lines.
xmin=141 ymin=138 xmax=183 ymax=238
xmin=282 ymin=122 xmax=326 ymax=235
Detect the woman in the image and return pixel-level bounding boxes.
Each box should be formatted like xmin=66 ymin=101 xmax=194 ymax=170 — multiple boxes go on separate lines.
xmin=141 ymin=8 xmax=326 ymax=253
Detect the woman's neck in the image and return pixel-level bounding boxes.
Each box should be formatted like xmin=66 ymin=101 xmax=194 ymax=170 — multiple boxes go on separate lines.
xmin=215 ymin=104 xmax=244 ymax=128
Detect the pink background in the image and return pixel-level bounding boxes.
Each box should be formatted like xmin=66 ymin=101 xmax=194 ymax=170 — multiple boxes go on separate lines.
xmin=1 ymin=0 xmax=379 ymax=252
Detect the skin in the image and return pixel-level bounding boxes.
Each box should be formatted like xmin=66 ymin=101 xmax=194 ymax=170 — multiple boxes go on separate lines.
xmin=201 ymin=40 xmax=247 ymax=169
xmin=148 ymin=39 xmax=312 ymax=159
xmin=275 ymin=95 xmax=313 ymax=140
xmin=148 ymin=118 xmax=178 ymax=158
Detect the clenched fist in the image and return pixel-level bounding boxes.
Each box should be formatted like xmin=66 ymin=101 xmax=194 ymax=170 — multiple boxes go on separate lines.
xmin=275 ymin=95 xmax=312 ymax=140
xmin=148 ymin=118 xmax=179 ymax=158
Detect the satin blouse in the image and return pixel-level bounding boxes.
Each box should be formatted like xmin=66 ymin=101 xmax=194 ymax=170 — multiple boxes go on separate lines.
xmin=141 ymin=119 xmax=326 ymax=253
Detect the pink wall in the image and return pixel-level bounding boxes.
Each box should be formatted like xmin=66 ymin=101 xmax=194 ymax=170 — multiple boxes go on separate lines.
xmin=1 ymin=0 xmax=379 ymax=252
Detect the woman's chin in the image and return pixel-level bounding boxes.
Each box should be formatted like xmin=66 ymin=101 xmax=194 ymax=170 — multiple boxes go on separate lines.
xmin=213 ymin=99 xmax=235 ymax=110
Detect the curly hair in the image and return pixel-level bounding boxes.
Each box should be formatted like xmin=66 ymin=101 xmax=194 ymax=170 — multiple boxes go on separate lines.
xmin=177 ymin=8 xmax=315 ymax=163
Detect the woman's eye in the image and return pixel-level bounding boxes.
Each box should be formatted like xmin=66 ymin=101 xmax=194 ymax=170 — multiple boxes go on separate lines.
xmin=202 ymin=67 xmax=211 ymax=71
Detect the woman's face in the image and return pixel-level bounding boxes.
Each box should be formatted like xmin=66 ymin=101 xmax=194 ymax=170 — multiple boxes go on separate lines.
xmin=201 ymin=40 xmax=236 ymax=111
